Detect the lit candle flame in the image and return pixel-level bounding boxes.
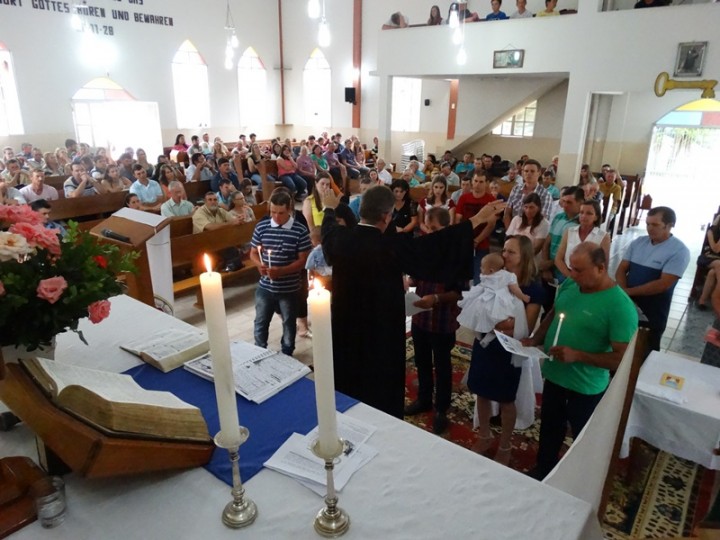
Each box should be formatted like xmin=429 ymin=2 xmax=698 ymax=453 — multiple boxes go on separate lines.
xmin=203 ymin=253 xmax=212 ymax=274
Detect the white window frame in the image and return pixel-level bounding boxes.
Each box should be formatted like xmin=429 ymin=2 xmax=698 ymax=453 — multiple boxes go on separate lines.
xmin=171 ymin=40 xmax=210 ymax=130
xmin=492 ymin=101 xmax=537 ymax=138
xmin=237 ymin=47 xmax=267 ymax=128
xmin=0 ymin=44 xmax=24 ymax=135
xmin=303 ymin=48 xmax=331 ymax=128
xmin=391 ymin=77 xmax=421 ymax=133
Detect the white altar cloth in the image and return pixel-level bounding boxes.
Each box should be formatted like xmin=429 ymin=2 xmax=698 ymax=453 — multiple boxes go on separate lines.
xmin=1 ymin=296 xmax=603 ymax=539
xmin=620 ymin=350 xmax=720 ymax=470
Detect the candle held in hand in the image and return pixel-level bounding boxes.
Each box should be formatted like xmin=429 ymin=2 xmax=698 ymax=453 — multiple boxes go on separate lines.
xmin=552 ymin=313 xmax=565 ymax=347
xmin=200 ymin=254 xmax=241 ymax=447
xmin=307 ymin=282 xmax=338 ymax=455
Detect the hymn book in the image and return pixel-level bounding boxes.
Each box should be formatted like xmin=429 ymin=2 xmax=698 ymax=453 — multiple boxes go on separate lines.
xmin=120 ymin=328 xmax=210 ymax=373
xmin=184 ymin=341 xmax=311 ymax=404
xmin=21 ymin=357 xmax=210 ymax=442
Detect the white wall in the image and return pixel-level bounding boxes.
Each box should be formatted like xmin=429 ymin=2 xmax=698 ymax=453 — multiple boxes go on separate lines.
xmin=375 ymin=3 xmax=720 ymax=182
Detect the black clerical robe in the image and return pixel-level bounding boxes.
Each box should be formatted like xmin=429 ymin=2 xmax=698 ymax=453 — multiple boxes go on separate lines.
xmin=322 ymin=211 xmax=473 ymax=418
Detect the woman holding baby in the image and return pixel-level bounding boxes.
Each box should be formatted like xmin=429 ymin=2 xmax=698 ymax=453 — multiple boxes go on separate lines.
xmin=464 ymin=235 xmax=544 ymax=465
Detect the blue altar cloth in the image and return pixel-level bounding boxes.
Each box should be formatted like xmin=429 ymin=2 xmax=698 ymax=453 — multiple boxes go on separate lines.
xmin=125 ymin=364 xmax=358 ymax=486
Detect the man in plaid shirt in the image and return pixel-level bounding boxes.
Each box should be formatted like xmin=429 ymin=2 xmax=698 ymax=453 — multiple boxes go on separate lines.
xmin=405 ymin=207 xmax=467 ymax=434
xmin=503 ymin=159 xmax=553 ymax=228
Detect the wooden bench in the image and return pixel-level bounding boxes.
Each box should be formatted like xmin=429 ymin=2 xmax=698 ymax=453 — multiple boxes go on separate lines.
xmin=49 ymin=191 xmax=127 ymax=222
xmin=170 ymin=204 xmax=268 ymax=307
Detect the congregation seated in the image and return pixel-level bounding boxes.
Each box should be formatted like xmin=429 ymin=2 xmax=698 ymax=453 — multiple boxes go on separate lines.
xmin=1 ymin=158 xmax=30 ymax=188
xmin=427 ymin=4 xmax=443 ymax=25
xmin=382 ymin=11 xmax=410 ymax=29
xmin=186 ymin=152 xmax=215 ymax=183
xmin=212 ymin=157 xmax=242 ymax=192
xmin=129 ymin=163 xmax=164 ymax=212
xmin=485 ymin=0 xmax=509 ymax=21
xmin=29 ymin=198 xmax=67 ymax=237
xmin=102 ymin=163 xmax=132 ymax=193
xmin=228 ymin=190 xmax=257 ymax=224
xmin=19 ymin=169 xmax=59 ymax=203
xmin=0 ymin=181 xmax=25 ymax=205
xmin=64 ymin=161 xmax=107 ymax=198
xmin=698 ymin=212 xmax=720 ymax=310
xmin=192 ymin=191 xmax=242 ymax=234
xmin=161 ymin=181 xmax=196 ymax=218
xmin=536 ymin=0 xmax=559 ymax=17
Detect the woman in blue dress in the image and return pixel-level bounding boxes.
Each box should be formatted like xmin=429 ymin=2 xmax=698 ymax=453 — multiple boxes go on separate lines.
xmin=467 ymin=235 xmax=544 ymax=465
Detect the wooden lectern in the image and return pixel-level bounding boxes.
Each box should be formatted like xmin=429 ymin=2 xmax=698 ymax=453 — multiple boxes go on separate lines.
xmin=89 ymin=212 xmax=171 ymax=309
xmin=0 ymin=362 xmax=214 ymax=479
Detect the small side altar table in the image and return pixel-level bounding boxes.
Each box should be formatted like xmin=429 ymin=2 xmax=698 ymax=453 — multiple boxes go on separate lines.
xmin=621 ymin=350 xmax=720 ymax=470
xmin=0 ymin=295 xmax=603 ymax=539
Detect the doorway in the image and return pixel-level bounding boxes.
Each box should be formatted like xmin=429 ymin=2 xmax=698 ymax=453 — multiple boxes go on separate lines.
xmin=643 ymin=99 xmax=720 ymax=245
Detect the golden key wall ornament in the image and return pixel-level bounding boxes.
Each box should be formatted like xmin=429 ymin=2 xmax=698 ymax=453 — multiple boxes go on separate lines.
xmin=654 ymin=72 xmax=717 ymax=99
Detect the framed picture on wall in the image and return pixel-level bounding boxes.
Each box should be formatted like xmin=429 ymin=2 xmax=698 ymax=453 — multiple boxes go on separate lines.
xmin=674 ymin=42 xmax=707 ymax=78
xmin=493 ymin=49 xmax=525 ymax=69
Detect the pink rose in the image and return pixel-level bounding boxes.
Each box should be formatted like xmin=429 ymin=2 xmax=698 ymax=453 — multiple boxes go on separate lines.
xmin=35 ymin=227 xmax=62 ymax=256
xmin=9 ymin=222 xmax=43 ymax=243
xmin=36 ymin=276 xmax=68 ymax=304
xmin=0 ymin=205 xmax=44 ymax=226
xmin=88 ymin=299 xmax=111 ymax=324
xmin=9 ymin=223 xmax=61 ymax=256
xmin=0 ymin=280 xmax=5 ymax=296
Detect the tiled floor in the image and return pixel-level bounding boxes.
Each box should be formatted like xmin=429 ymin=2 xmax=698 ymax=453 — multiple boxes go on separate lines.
xmin=173 ymin=221 xmax=714 ymax=364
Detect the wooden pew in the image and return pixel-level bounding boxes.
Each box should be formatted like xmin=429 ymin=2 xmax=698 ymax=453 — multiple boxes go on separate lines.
xmin=409 ymin=186 xmax=429 ymax=203
xmin=170 ymin=205 xmax=268 ymax=307
xmin=49 ymin=191 xmax=127 ymax=222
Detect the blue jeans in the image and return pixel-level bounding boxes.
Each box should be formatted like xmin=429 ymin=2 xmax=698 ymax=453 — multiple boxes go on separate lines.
xmin=279 ymin=173 xmax=307 ymax=195
xmin=250 ymin=173 xmax=276 ymax=186
xmin=473 ymin=247 xmax=489 ymax=285
xmin=254 ymin=286 xmax=298 ymax=355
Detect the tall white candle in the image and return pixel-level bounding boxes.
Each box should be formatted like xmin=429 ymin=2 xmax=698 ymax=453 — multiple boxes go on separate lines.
xmin=200 ymin=254 xmax=241 ymax=447
xmin=307 ymin=283 xmax=338 ymax=455
xmin=552 ymin=313 xmax=565 ymax=347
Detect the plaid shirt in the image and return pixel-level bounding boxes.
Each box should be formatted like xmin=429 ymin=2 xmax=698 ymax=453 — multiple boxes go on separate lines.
xmin=506 ymin=183 xmax=553 ymax=221
xmin=411 ymin=279 xmax=466 ymax=334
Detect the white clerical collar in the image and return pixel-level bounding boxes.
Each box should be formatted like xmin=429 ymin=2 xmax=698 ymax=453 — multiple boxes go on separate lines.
xmin=271 ymin=216 xmax=294 ymax=229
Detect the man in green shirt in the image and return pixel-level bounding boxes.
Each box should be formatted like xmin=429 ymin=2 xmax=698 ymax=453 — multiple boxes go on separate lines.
xmin=525 ymin=242 xmax=638 ymax=480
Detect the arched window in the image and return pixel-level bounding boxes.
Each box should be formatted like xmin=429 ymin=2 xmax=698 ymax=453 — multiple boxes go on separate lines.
xmin=171 ymin=40 xmax=210 ymax=129
xmin=303 ymin=48 xmax=331 ymax=127
xmin=0 ymin=42 xmax=24 ymax=135
xmin=72 ymin=77 xmax=162 ymax=160
xmin=391 ymin=78 xmax=421 ymax=132
xmin=237 ymin=47 xmax=267 ymax=128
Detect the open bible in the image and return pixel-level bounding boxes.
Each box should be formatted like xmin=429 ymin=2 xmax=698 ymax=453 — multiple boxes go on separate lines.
xmin=120 ymin=328 xmax=210 ymax=372
xmin=21 ymin=357 xmax=210 ymax=442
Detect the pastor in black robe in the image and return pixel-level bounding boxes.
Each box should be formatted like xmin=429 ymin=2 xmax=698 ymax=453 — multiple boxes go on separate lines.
xmin=322 ymin=210 xmax=473 ymax=418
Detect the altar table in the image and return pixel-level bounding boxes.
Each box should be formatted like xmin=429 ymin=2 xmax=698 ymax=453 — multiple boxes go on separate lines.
xmin=0 ymin=295 xmax=603 ymax=539
xmin=620 ymin=350 xmax=720 ymax=470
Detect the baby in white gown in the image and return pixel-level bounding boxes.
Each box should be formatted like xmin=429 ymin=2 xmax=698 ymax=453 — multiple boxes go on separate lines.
xmin=457 ymin=253 xmax=530 ymax=333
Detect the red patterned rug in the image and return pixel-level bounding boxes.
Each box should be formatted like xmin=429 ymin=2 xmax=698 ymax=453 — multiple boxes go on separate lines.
xmin=403 ymin=338 xmax=716 ymax=538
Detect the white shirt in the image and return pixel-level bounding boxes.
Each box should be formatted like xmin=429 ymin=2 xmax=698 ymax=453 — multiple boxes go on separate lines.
xmin=509 ymin=9 xmax=533 ymax=18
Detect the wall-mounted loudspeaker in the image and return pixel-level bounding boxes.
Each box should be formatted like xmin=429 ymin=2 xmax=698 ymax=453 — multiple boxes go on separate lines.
xmin=344 ymin=87 xmax=356 ymax=104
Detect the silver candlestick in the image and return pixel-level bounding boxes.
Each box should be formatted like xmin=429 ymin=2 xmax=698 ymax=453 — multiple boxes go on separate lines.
xmin=214 ymin=427 xmax=258 ymax=528
xmin=310 ymin=438 xmax=350 ymax=537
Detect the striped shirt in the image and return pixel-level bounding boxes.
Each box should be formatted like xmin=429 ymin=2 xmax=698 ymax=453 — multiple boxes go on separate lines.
xmin=251 ymin=216 xmax=311 ymax=293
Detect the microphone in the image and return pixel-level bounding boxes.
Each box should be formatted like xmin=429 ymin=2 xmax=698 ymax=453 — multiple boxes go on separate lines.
xmin=101 ymin=229 xmax=131 ymax=243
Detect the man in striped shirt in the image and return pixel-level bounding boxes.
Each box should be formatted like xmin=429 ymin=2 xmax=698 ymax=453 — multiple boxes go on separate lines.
xmin=249 ymin=190 xmax=312 ymax=355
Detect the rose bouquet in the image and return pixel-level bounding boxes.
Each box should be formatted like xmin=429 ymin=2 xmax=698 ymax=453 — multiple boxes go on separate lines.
xmin=0 ymin=205 xmax=137 ymax=351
